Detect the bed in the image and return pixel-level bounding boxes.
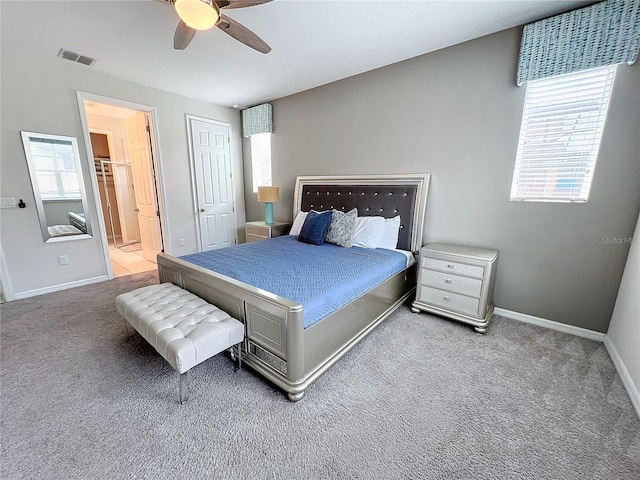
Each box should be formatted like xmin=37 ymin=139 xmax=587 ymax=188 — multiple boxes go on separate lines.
xmin=47 ymin=224 xmax=83 ymax=238
xmin=67 ymin=212 xmax=87 ymax=234
xmin=157 ymin=174 xmax=430 ymax=401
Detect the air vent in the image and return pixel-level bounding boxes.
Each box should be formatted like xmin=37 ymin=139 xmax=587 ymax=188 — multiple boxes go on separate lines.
xmin=57 ymin=49 xmax=96 ymax=66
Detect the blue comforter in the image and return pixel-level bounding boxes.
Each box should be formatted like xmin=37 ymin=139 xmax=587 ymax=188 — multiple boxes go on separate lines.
xmin=180 ymin=236 xmax=408 ymax=329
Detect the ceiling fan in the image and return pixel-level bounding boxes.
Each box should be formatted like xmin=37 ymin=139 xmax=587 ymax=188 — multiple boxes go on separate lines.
xmin=159 ymin=0 xmax=273 ymax=53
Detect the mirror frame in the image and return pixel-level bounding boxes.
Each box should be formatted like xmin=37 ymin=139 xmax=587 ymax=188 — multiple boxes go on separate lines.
xmin=21 ymin=131 xmax=92 ymax=243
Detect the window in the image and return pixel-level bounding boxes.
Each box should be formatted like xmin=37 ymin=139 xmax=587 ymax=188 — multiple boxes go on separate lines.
xmin=29 ymin=137 xmax=81 ymax=200
xmin=510 ymin=65 xmax=616 ymax=203
xmin=251 ymin=132 xmax=272 ymax=193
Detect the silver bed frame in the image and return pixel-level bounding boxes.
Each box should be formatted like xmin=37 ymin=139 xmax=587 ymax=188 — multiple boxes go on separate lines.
xmin=157 ymin=174 xmax=430 ymax=401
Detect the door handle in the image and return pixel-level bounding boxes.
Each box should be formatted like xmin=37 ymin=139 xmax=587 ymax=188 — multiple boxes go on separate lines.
xmin=134 ymin=208 xmax=140 ymax=212
xmin=200 ymin=208 xmax=205 ymax=213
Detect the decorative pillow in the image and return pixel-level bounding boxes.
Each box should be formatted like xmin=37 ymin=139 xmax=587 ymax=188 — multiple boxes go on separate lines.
xmin=325 ymin=208 xmax=358 ymax=248
xmin=298 ymin=210 xmax=333 ymax=246
xmin=289 ymin=211 xmax=308 ymax=236
xmin=377 ymin=216 xmax=401 ymax=250
xmin=351 ymin=216 xmax=385 ymax=249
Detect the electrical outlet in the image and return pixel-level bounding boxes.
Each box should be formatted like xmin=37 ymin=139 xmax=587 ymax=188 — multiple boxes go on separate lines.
xmin=59 ymin=255 xmax=69 ymax=265
xmin=178 ymin=238 xmax=185 ymax=246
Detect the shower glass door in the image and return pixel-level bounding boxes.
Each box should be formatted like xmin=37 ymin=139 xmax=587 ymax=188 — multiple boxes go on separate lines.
xmin=101 ymin=160 xmax=140 ymax=247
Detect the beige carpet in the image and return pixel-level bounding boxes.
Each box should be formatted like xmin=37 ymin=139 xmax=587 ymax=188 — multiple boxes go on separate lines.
xmin=1 ymin=271 xmax=639 ymax=479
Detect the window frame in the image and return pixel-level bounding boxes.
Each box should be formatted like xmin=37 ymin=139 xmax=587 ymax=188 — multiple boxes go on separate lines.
xmin=510 ymin=65 xmax=617 ymax=203
xmin=29 ymin=137 xmax=82 ymax=201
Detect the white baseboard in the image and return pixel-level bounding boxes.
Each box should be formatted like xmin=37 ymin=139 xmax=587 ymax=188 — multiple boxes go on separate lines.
xmin=604 ymin=336 xmax=640 ymax=419
xmin=494 ymin=307 xmax=606 ymax=342
xmin=12 ymin=275 xmax=109 ymax=300
xmin=0 ymin=244 xmax=14 ymax=302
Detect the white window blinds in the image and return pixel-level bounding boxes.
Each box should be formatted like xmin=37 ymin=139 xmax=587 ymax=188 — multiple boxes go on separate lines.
xmin=510 ymin=66 xmax=616 ymax=203
xmin=30 ymin=137 xmax=81 ymax=200
xmin=251 ymin=132 xmax=272 ymax=193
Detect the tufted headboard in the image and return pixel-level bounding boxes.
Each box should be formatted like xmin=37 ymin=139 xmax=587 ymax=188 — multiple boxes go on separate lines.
xmin=293 ymin=174 xmax=430 ymax=253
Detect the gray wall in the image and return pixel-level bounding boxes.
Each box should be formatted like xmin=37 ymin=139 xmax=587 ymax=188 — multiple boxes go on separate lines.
xmin=243 ymin=27 xmax=640 ymax=333
xmin=607 ymin=211 xmax=640 ymax=408
xmin=1 ymin=30 xmax=246 ymax=296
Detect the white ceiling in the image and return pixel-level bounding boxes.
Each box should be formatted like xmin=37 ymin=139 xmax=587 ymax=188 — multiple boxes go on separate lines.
xmin=3 ymin=0 xmax=594 ymax=109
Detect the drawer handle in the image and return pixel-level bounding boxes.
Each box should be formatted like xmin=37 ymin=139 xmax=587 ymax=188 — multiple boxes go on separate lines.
xmin=443 ymin=296 xmax=451 ymax=302
xmin=447 ymin=264 xmax=455 ymax=269
xmin=445 ymin=279 xmax=453 ymax=284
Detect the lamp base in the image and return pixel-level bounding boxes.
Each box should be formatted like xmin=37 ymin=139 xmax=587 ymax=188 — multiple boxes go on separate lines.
xmin=264 ymin=202 xmax=274 ymax=225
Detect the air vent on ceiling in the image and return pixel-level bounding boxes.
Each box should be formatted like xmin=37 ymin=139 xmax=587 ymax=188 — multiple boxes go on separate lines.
xmin=57 ymin=49 xmax=96 ymax=66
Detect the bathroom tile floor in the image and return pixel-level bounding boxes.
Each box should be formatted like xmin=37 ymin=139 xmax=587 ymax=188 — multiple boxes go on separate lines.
xmin=109 ymin=243 xmax=156 ymax=277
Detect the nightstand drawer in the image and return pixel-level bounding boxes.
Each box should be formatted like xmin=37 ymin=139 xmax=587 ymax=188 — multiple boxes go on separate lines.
xmin=245 ymin=221 xmax=291 ymax=244
xmin=246 ymin=233 xmax=267 ymax=243
xmin=246 ymin=225 xmax=268 ymax=237
xmin=421 ymin=269 xmax=482 ymax=297
xmin=423 ymin=258 xmax=484 ymax=278
xmin=417 ymin=287 xmax=481 ymax=317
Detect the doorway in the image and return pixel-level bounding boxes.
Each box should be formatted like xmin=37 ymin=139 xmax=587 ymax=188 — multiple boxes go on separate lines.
xmin=90 ymin=130 xmax=140 ymax=248
xmin=78 ymin=96 xmax=164 ymax=278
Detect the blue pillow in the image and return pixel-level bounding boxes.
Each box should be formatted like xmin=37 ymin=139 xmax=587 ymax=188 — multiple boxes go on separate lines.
xmin=298 ymin=210 xmax=332 ymax=246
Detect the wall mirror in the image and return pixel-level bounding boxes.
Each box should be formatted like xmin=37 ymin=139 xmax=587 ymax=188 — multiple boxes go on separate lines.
xmin=21 ymin=131 xmax=92 ymax=243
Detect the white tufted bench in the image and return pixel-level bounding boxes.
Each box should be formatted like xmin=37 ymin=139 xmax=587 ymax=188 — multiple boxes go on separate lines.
xmin=115 ymin=283 xmax=244 ymax=404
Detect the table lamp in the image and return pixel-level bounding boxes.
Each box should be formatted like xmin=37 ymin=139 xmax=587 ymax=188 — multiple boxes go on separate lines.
xmin=257 ymin=186 xmax=280 ymax=225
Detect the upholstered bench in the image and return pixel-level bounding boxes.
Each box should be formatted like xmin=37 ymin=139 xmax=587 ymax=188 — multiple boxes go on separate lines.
xmin=115 ymin=283 xmax=244 ymax=404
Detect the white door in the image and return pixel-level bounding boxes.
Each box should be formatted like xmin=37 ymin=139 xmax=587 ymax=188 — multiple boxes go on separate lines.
xmin=126 ymin=112 xmax=162 ymax=262
xmin=189 ymin=118 xmax=236 ymax=250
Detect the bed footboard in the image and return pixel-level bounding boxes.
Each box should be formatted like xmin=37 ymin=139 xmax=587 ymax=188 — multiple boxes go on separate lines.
xmin=158 ymin=253 xmax=415 ymax=401
xmin=157 ymin=253 xmax=304 ymax=390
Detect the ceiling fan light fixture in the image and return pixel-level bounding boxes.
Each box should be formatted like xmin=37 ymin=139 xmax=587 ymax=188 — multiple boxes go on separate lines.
xmin=174 ymin=0 xmax=220 ymax=31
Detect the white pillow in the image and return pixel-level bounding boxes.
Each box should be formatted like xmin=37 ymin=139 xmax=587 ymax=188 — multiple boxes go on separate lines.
xmin=378 ymin=216 xmax=401 ymax=250
xmin=352 ymin=216 xmax=385 ymax=249
xmin=289 ymin=211 xmax=308 ymax=236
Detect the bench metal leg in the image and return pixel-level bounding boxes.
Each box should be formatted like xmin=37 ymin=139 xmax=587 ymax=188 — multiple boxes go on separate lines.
xmin=179 ymin=370 xmax=190 ymax=404
xmin=235 ymin=342 xmax=242 ymax=372
xmin=230 ymin=342 xmax=242 ymax=372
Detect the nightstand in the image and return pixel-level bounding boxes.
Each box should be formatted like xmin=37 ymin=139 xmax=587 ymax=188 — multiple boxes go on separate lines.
xmin=411 ymin=242 xmax=499 ymax=334
xmin=245 ymin=221 xmax=291 ymax=243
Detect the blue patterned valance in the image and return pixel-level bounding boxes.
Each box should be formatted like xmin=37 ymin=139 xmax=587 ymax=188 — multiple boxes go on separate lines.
xmin=242 ymin=103 xmax=273 ymax=137
xmin=517 ymin=0 xmax=640 ymax=85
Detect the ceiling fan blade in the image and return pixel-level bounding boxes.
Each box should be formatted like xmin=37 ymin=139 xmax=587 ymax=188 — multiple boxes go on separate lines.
xmin=221 ymin=0 xmax=273 ymax=10
xmin=174 ymin=20 xmax=197 ymax=50
xmin=217 ymin=14 xmax=271 ymax=53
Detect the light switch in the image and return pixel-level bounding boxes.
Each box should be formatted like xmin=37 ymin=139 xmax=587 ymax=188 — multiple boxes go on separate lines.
xmin=0 ymin=197 xmax=16 ymax=208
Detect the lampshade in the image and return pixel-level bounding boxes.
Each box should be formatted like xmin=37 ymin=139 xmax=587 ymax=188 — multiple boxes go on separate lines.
xmin=257 ymin=186 xmax=280 ymax=203
xmin=174 ymin=0 xmax=220 ymax=31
